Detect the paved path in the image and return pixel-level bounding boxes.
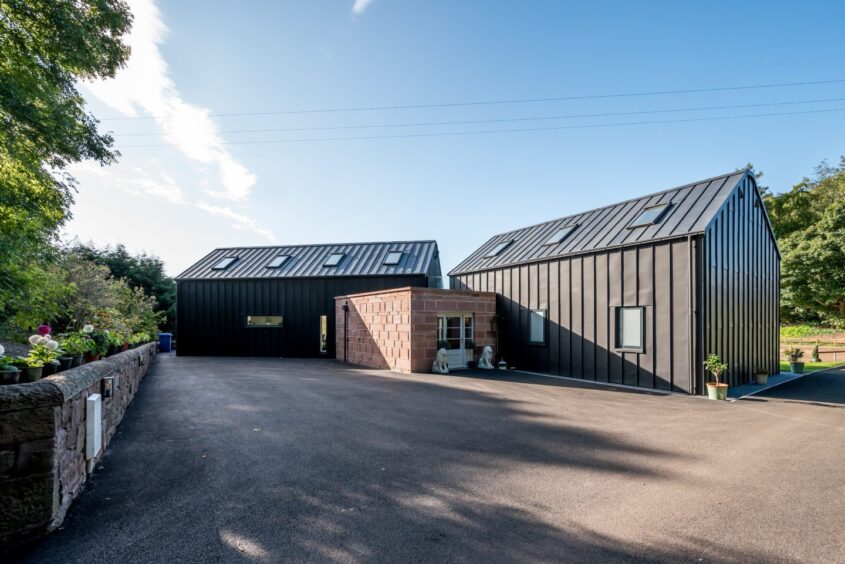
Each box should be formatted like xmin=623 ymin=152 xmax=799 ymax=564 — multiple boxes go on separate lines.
xmin=12 ymin=355 xmax=845 ymax=563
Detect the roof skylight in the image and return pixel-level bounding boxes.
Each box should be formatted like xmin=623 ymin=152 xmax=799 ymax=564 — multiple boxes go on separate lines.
xmin=543 ymin=225 xmax=578 ymax=245
xmin=324 ymin=253 xmax=345 ymax=267
xmin=383 ymin=251 xmax=403 ymax=266
xmin=485 ymin=240 xmax=513 ymax=258
xmin=266 ymin=255 xmax=290 ymax=268
xmin=629 ymin=204 xmax=671 ymax=228
xmin=211 ymin=257 xmax=237 ymax=270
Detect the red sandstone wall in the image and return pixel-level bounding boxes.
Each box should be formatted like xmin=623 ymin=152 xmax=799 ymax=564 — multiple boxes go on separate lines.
xmin=336 ymin=287 xmax=496 ymax=373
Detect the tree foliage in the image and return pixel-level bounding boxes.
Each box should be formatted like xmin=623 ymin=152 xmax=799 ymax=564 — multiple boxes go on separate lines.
xmin=73 ymin=244 xmax=176 ymax=331
xmin=0 ymin=0 xmax=132 ymax=325
xmin=763 ymin=158 xmax=845 ymax=325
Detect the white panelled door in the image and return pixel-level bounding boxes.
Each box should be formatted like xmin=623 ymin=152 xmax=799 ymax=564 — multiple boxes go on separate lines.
xmin=437 ymin=314 xmax=474 ymax=369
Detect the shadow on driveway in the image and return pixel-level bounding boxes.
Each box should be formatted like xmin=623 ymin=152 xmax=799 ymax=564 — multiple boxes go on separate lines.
xmin=11 ymin=355 xmax=835 ymax=563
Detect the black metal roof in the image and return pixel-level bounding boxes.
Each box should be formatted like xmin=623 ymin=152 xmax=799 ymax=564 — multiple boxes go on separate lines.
xmin=177 ymin=240 xmax=439 ymax=280
xmin=450 ymin=171 xmax=749 ymax=276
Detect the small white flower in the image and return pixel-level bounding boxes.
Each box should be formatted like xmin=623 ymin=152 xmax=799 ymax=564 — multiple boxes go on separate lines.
xmin=46 ymin=340 xmax=59 ymax=352
xmin=83 ymin=325 xmax=94 ymax=334
xmin=0 ymin=344 xmax=5 ymax=356
xmin=29 ymin=334 xmax=41 ymax=345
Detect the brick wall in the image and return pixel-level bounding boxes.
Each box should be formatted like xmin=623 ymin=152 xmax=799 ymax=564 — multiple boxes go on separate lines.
xmin=0 ymin=343 xmax=157 ymax=549
xmin=336 ymin=287 xmax=497 ymax=373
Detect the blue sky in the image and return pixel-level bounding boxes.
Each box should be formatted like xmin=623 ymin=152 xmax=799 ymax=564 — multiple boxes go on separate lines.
xmin=67 ymin=0 xmax=845 ymax=275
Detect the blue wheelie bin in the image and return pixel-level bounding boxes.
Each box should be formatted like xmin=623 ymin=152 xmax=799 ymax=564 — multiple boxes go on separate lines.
xmin=158 ymin=332 xmax=173 ymax=353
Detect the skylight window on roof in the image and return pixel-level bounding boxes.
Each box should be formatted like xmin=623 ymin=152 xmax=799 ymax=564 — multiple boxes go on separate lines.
xmin=485 ymin=240 xmax=513 ymax=258
xmin=211 ymin=257 xmax=237 ymax=270
xmin=543 ymin=225 xmax=578 ymax=245
xmin=629 ymin=204 xmax=670 ymax=228
xmin=324 ymin=253 xmax=344 ymax=267
xmin=266 ymin=255 xmax=290 ymax=268
xmin=383 ymin=251 xmax=403 ymax=266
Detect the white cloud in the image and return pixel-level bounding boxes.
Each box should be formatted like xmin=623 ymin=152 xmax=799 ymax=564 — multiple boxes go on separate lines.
xmin=82 ymin=0 xmax=256 ymax=201
xmin=195 ymin=201 xmax=278 ymax=244
xmin=352 ymin=0 xmax=376 ymax=14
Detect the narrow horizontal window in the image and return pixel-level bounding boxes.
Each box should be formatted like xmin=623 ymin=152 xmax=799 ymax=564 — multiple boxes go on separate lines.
xmin=324 ymin=253 xmax=344 ymax=267
xmin=543 ymin=225 xmax=578 ymax=245
xmin=529 ymin=309 xmax=546 ymax=345
xmin=629 ymin=203 xmax=670 ymax=228
xmin=485 ymin=240 xmax=513 ymax=258
xmin=383 ymin=251 xmax=403 ymax=265
xmin=615 ymin=307 xmax=644 ymax=350
xmin=266 ymin=255 xmax=290 ymax=268
xmin=212 ymin=257 xmax=237 ymax=270
xmin=246 ymin=315 xmax=283 ymax=328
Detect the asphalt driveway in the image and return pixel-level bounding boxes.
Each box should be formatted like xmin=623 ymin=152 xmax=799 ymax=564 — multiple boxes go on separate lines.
xmin=12 ymin=356 xmax=845 ymax=563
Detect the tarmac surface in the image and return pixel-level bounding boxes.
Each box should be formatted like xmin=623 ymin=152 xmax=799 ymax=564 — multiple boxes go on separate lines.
xmin=12 ymin=356 xmax=845 ymax=563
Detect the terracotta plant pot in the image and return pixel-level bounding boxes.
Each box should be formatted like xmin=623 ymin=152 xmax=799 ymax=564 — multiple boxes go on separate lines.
xmin=706 ymin=382 xmax=729 ymax=400
xmin=84 ymin=352 xmax=100 ymax=363
xmin=756 ymin=372 xmax=769 ymax=385
xmin=0 ymin=367 xmax=20 ymax=385
xmin=790 ymin=362 xmax=805 ymax=374
xmin=121 ymin=343 xmax=129 ymax=351
xmin=23 ymin=366 xmax=43 ymax=382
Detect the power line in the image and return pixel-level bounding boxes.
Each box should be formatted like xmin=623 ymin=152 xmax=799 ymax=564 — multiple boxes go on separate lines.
xmin=119 ymin=106 xmax=845 ymax=147
xmin=113 ymin=96 xmax=845 ymax=136
xmin=100 ymin=78 xmax=845 ymax=120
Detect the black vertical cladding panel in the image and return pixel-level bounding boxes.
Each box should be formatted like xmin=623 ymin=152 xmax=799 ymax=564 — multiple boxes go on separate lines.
xmin=594 ymin=253 xmax=609 ymax=383
xmin=176 ymin=275 xmax=427 ymax=357
xmin=560 ymin=259 xmax=572 ymax=377
xmin=671 ymin=241 xmax=691 ymax=393
xmin=700 ymin=177 xmax=780 ymax=386
xmin=549 ymin=261 xmax=560 ymax=375
xmin=571 ymin=257 xmax=583 ymax=379
xmin=582 ymin=255 xmax=596 ymax=380
xmin=607 ymin=252 xmax=623 ymax=384
xmin=654 ymin=244 xmax=672 ymax=390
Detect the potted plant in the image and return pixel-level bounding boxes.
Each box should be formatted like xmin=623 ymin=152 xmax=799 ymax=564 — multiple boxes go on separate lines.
xmin=756 ymin=368 xmax=769 ymax=385
xmin=703 ymin=353 xmax=729 ymax=400
xmin=0 ymin=345 xmax=20 ymax=385
xmin=59 ymin=333 xmax=89 ymax=367
xmin=785 ymin=348 xmax=805 ymax=374
xmin=811 ymin=344 xmax=821 ymax=363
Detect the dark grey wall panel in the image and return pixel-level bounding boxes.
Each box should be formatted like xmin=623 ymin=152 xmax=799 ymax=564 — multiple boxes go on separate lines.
xmin=702 ymin=176 xmax=780 ymax=386
xmin=452 ymin=238 xmax=693 ymax=393
xmin=177 ymin=275 xmax=426 ymax=358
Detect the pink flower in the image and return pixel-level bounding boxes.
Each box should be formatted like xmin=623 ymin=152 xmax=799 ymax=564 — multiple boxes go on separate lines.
xmin=37 ymin=324 xmax=52 ymax=336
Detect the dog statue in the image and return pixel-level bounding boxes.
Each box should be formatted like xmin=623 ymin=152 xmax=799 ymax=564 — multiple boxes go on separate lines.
xmin=478 ymin=346 xmax=494 ymax=369
xmin=432 ymin=348 xmax=449 ymax=374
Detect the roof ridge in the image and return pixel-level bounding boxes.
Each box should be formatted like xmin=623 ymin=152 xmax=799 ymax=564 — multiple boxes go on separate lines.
xmin=213 ymin=239 xmax=438 ymax=252
xmin=484 ymin=170 xmax=747 ymax=239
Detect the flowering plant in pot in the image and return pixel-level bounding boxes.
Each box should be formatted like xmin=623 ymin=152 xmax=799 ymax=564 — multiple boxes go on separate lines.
xmin=703 ymin=354 xmax=729 ymax=400
xmin=785 ymin=348 xmax=805 ymax=374
xmin=21 ymin=334 xmax=60 ymax=382
xmin=0 ymin=345 xmax=20 ymax=385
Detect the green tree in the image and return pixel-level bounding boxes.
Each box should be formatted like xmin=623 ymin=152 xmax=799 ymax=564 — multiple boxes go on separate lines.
xmin=780 ymin=197 xmax=845 ymax=323
xmin=73 ymin=244 xmax=176 ymax=331
xmin=0 ymin=0 xmax=132 ymax=326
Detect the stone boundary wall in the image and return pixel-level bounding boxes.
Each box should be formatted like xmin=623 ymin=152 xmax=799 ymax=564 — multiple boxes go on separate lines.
xmin=0 ymin=343 xmax=157 ymax=549
xmin=335 ymin=287 xmax=497 ymax=373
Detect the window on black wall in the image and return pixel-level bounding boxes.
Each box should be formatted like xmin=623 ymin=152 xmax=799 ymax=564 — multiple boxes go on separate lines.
xmin=529 ymin=309 xmax=546 ymax=345
xmin=615 ymin=307 xmax=644 ymax=351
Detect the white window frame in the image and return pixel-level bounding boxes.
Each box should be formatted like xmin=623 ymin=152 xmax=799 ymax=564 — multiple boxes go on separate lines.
xmin=615 ymin=306 xmax=645 ymax=352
